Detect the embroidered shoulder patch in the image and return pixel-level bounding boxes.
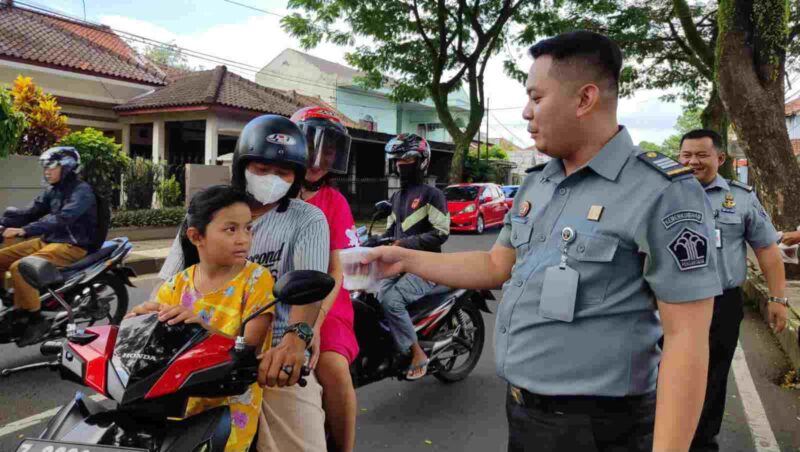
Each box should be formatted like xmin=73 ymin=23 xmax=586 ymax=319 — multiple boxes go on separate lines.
xmin=662 ymin=210 xmax=703 ymax=229
xmin=637 ymin=151 xmax=693 ymax=180
xmin=668 ymin=227 xmax=709 ymax=271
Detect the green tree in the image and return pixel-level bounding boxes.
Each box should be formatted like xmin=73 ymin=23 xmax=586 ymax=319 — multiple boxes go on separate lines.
xmin=144 ymin=41 xmax=194 ymax=70
xmin=661 ymin=107 xmax=703 ymax=155
xmin=58 ymin=128 xmax=130 ymax=202
xmin=716 ymin=0 xmax=800 ymax=262
xmin=638 ymin=140 xmax=665 ymax=153
xmin=281 ymin=0 xmax=541 ymax=183
xmin=0 ymin=89 xmax=26 ymax=158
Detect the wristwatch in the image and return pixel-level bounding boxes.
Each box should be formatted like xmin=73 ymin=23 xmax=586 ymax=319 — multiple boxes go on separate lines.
xmin=285 ymin=322 xmax=314 ymax=347
xmin=768 ymin=296 xmax=789 ymax=307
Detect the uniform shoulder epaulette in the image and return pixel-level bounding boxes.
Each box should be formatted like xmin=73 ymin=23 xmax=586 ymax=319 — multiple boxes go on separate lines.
xmin=727 ymin=179 xmax=753 ymax=192
xmin=636 ymin=151 xmax=693 ymax=180
xmin=525 ymin=163 xmax=547 ymax=174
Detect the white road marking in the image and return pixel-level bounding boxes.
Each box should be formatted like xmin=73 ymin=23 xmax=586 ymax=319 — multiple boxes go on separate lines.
xmin=731 ymin=341 xmax=780 ymax=452
xmin=0 ymin=394 xmax=105 ymax=438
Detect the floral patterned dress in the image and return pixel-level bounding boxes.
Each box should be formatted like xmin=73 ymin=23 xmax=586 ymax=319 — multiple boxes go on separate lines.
xmin=156 ymin=261 xmax=275 ymax=452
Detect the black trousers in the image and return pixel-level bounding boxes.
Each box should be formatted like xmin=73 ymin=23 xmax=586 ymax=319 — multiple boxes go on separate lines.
xmin=690 ymin=287 xmax=744 ymax=452
xmin=506 ymin=386 xmax=656 ymax=452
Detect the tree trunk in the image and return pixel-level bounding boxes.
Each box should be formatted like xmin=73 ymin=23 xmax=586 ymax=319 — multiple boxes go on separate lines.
xmin=448 ymin=136 xmax=472 ymax=183
xmin=701 ymin=88 xmax=734 ymax=179
xmin=717 ymin=0 xmax=800 ymax=278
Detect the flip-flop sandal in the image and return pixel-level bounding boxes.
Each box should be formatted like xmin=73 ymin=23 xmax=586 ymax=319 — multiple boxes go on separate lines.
xmin=405 ymin=359 xmax=430 ymax=381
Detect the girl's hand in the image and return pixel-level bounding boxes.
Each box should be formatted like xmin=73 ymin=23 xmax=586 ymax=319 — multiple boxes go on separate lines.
xmin=158 ymin=305 xmax=201 ymax=325
xmin=309 ymin=323 xmax=323 ymax=370
xmin=124 ymin=301 xmax=161 ymax=319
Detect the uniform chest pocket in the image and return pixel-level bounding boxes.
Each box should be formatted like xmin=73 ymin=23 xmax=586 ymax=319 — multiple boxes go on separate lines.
xmin=510 ymin=217 xmax=534 ymax=249
xmin=566 ymin=232 xmax=619 ymax=305
xmin=716 ymin=215 xmax=743 ymax=237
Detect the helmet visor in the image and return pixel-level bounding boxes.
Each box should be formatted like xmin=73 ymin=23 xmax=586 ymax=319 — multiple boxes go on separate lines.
xmin=301 ymin=124 xmax=351 ymax=174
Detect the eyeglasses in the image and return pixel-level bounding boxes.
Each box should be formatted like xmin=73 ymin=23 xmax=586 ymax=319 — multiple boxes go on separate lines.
xmin=40 ymin=160 xmax=60 ymax=169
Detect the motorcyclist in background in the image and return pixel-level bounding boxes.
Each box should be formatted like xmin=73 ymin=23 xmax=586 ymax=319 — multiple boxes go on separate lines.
xmin=0 ymin=146 xmax=97 ymax=345
xmin=379 ymin=134 xmax=449 ymax=380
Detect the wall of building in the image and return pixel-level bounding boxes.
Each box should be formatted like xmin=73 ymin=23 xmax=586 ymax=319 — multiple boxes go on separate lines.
xmin=336 ymin=87 xmax=398 ymax=135
xmin=0 ymin=155 xmax=43 ymax=214
xmin=255 ymin=51 xmax=338 ymax=106
xmin=787 ymin=115 xmax=800 ymax=140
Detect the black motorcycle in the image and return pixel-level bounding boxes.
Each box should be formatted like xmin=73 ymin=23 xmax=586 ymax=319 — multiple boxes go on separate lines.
xmin=349 ymin=201 xmax=494 ymax=388
xmin=0 ymin=228 xmax=134 ymax=355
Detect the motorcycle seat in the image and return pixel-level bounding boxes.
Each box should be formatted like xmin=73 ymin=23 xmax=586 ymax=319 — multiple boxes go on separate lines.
xmin=60 ymin=242 xmax=117 ymax=277
xmin=408 ymin=285 xmax=465 ymax=318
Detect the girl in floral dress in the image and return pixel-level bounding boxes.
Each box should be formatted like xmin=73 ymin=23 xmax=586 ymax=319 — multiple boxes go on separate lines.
xmin=127 ymin=185 xmax=275 ymax=452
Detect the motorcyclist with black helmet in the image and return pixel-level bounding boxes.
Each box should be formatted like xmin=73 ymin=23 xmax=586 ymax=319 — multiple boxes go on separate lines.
xmin=156 ymin=114 xmax=330 ymax=452
xmin=0 ymin=146 xmax=97 ymax=345
xmin=379 ymin=134 xmax=450 ymax=380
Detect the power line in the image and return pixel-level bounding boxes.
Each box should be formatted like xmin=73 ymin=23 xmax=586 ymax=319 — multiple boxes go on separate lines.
xmin=222 ymin=0 xmax=287 ymax=19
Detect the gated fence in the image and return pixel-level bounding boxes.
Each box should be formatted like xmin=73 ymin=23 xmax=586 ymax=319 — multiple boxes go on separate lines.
xmin=330 ymin=177 xmax=389 ymax=221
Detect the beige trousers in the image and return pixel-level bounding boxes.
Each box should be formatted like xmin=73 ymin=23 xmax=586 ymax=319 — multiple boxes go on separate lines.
xmin=256 ymin=373 xmax=327 ymax=452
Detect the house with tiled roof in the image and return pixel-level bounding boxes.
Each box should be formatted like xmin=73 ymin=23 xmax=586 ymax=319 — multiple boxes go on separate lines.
xmin=256 ymin=49 xmax=471 ymax=144
xmin=0 ymin=1 xmax=166 ymax=141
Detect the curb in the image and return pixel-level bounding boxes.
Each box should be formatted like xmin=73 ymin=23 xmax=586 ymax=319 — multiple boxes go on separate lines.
xmin=742 ymin=261 xmax=800 ymax=372
xmin=126 ymin=255 xmax=166 ymax=277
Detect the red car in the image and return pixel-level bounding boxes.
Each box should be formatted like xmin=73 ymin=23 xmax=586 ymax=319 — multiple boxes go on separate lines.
xmin=445 ymin=183 xmax=508 ymax=234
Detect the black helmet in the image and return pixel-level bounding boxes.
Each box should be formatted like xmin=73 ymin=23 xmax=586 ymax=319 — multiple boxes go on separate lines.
xmin=232 ymin=115 xmax=308 ymax=209
xmin=385 ymin=134 xmax=431 ymax=175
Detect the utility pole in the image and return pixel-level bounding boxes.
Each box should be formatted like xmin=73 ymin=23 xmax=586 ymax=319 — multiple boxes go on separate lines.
xmin=483 ymin=98 xmax=489 ymax=162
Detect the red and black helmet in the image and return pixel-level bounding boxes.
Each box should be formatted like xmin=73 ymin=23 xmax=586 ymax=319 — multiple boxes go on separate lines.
xmin=290 ymin=106 xmax=352 ymax=175
xmin=385 ymin=133 xmax=431 ymax=174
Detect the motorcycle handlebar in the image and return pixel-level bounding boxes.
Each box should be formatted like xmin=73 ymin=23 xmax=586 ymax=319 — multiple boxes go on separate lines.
xmin=40 ymin=341 xmax=63 ymax=356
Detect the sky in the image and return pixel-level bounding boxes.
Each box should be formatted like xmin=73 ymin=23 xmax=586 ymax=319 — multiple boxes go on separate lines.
xmin=36 ymin=0 xmax=685 ymax=149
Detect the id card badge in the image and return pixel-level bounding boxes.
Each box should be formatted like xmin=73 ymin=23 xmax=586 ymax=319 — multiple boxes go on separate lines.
xmin=715 ymin=229 xmax=722 ymax=249
xmin=539 ymin=265 xmax=579 ymax=322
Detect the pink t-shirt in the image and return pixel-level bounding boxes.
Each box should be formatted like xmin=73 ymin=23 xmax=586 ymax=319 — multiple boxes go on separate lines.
xmin=306 ymin=186 xmax=359 ymax=324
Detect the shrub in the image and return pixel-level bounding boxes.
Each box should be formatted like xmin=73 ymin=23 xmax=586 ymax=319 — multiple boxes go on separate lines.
xmin=156 ymin=175 xmax=183 ymax=208
xmin=0 ymin=89 xmax=26 ymax=158
xmin=123 ymin=157 xmax=159 ymax=210
xmin=111 ymin=207 xmax=186 ymax=228
xmin=10 ymin=76 xmax=69 ymax=155
xmin=57 ymin=128 xmax=129 ymax=202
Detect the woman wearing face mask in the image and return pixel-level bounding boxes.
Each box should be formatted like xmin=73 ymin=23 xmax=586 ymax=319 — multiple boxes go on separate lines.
xmin=291 ymin=107 xmax=358 ymax=452
xmin=157 ymin=114 xmax=330 ymax=452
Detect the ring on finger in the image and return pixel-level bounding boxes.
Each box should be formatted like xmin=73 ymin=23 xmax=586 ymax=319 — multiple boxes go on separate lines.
xmin=281 ymin=365 xmax=294 ymax=376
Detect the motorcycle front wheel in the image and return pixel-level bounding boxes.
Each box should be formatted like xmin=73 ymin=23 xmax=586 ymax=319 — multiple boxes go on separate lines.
xmin=433 ymin=303 xmax=485 ymax=383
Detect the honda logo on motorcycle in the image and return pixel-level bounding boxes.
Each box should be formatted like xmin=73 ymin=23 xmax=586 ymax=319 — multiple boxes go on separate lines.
xmin=120 ymin=352 xmax=158 ymax=362
xmin=266 ymin=133 xmax=296 ymax=146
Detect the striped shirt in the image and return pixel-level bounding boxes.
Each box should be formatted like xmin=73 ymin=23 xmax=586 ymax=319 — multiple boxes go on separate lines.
xmin=158 ymin=199 xmax=330 ymax=346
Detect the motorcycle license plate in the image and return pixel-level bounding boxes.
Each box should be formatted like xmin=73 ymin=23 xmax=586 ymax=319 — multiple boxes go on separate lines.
xmin=16 ymin=439 xmax=147 ymax=452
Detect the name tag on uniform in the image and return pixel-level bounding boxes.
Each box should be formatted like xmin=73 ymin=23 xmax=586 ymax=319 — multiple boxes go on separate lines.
xmin=539 ymin=265 xmax=579 ymax=322
xmin=715 ymin=229 xmax=722 ymax=249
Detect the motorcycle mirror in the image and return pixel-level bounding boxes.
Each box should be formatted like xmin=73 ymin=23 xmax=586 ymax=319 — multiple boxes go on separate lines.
xmin=17 ymin=256 xmax=75 ymax=331
xmin=372 ymin=201 xmax=392 ymax=221
xmin=236 ymin=271 xmax=334 ymax=347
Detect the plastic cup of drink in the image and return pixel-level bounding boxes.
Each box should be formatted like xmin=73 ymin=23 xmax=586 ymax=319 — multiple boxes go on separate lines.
xmin=339 ymin=247 xmax=379 ymax=291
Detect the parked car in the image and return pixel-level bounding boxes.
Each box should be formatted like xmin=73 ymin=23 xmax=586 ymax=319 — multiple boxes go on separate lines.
xmin=445 ymin=183 xmax=508 ymax=234
xmin=501 ymin=185 xmax=519 ymax=210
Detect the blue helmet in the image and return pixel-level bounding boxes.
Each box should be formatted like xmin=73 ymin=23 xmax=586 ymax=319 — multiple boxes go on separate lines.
xmin=40 ymin=146 xmax=81 ymax=179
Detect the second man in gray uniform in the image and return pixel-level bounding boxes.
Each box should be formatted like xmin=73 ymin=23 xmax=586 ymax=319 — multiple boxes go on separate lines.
xmin=678 ymin=129 xmax=788 ymax=452
xmin=365 ymin=31 xmax=721 ymax=451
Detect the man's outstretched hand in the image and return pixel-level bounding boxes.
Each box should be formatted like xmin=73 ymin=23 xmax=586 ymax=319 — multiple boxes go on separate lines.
xmin=364 ymin=246 xmax=407 ymax=279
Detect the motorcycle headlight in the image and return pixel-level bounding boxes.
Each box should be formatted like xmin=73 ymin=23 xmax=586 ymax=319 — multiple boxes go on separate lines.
xmin=459 ymin=204 xmax=477 ymax=215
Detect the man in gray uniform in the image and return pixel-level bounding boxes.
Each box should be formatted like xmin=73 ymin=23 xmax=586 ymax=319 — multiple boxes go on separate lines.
xmin=678 ymin=129 xmax=788 ymax=452
xmin=364 ymin=31 xmax=721 ymax=451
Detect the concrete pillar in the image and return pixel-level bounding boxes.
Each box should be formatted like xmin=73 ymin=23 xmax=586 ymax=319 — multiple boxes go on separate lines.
xmin=121 ymin=123 xmax=131 ymax=155
xmin=152 ymin=120 xmax=166 ymax=163
xmin=205 ymin=113 xmax=219 ymax=165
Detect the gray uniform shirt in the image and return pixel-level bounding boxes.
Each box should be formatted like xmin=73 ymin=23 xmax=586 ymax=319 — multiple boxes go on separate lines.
xmin=159 ymin=199 xmax=330 ymax=346
xmin=495 ymin=128 xmax=722 ymax=397
xmin=704 ymin=175 xmax=779 ymax=290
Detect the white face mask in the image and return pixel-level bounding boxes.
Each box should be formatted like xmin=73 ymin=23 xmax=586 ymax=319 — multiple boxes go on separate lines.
xmin=245 ymin=170 xmax=293 ymax=205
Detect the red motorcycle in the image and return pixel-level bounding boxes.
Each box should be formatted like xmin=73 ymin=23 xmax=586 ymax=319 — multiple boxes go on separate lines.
xmin=7 ymin=256 xmax=333 ymax=452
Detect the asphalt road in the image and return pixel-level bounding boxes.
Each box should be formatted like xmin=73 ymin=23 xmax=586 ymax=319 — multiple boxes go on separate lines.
xmin=1 ymin=230 xmax=799 ymax=451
